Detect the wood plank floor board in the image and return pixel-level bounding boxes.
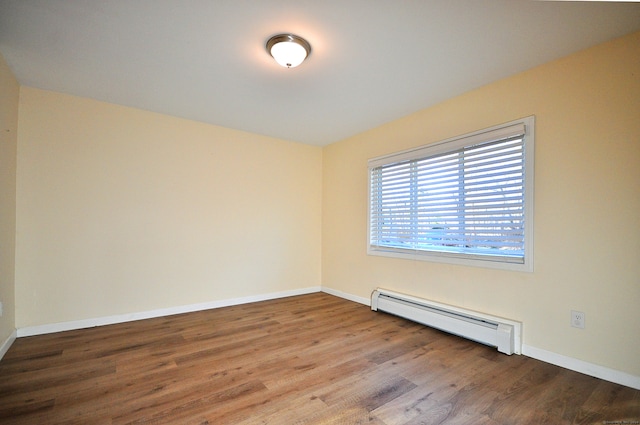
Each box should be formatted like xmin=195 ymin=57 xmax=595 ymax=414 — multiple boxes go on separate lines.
xmin=576 ymin=379 xmax=640 ymax=424
xmin=315 ymin=365 xmax=416 ymax=410
xmin=1 ymin=293 xmax=638 ymax=424
xmin=534 ymin=370 xmax=600 ymax=423
xmin=371 ymin=352 xmax=504 ymax=425
xmin=209 ymin=358 xmax=381 ymax=423
xmin=231 ymin=373 xmax=341 ymax=425
xmin=115 ymin=379 xmax=268 ymax=425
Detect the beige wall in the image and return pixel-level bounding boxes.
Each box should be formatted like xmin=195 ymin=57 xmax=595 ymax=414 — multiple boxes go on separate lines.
xmin=0 ymin=54 xmax=18 ymax=346
xmin=15 ymin=88 xmax=322 ymax=328
xmin=322 ymin=31 xmax=640 ymax=376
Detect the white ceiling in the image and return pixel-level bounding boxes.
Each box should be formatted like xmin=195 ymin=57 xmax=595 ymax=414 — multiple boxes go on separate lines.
xmin=1 ymin=1 xmax=639 ymax=146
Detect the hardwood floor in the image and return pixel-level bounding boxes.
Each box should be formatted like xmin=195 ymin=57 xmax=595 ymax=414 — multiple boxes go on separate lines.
xmin=0 ymin=293 xmax=638 ymax=424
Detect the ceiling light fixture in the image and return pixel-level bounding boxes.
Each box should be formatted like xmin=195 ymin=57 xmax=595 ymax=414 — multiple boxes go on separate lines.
xmin=266 ymin=34 xmax=311 ymax=68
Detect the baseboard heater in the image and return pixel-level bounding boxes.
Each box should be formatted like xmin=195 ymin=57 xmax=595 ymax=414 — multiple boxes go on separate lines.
xmin=371 ymin=288 xmax=521 ymax=355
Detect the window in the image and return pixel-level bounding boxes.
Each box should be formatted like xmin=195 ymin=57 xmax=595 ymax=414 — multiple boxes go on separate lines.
xmin=368 ymin=117 xmax=534 ymax=271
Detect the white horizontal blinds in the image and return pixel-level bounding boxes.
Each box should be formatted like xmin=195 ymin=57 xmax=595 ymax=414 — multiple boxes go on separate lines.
xmin=368 ymin=123 xmax=525 ymax=168
xmin=370 ymin=123 xmax=526 ymax=263
xmin=370 ymin=159 xmax=415 ymax=249
xmin=416 ymin=136 xmax=525 ymax=259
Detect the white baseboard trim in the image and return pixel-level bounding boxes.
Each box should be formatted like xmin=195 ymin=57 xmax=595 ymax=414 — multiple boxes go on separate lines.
xmin=17 ymin=286 xmax=321 ymax=338
xmin=322 ymin=286 xmax=370 ymax=306
xmin=0 ymin=329 xmax=17 ymax=361
xmin=522 ymin=344 xmax=640 ymax=390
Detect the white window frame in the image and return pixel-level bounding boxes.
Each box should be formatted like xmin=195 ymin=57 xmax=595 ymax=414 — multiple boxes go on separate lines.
xmin=368 ymin=116 xmax=535 ymax=272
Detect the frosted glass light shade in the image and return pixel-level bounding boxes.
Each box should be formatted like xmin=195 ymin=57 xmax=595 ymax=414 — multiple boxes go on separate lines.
xmin=266 ymin=34 xmax=311 ymax=68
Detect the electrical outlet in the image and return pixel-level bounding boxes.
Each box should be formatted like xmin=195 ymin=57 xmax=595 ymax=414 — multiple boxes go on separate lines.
xmin=571 ymin=310 xmax=585 ymax=329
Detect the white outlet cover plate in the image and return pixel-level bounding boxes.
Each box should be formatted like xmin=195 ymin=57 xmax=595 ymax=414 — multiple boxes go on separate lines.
xmin=571 ymin=310 xmax=585 ymax=329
